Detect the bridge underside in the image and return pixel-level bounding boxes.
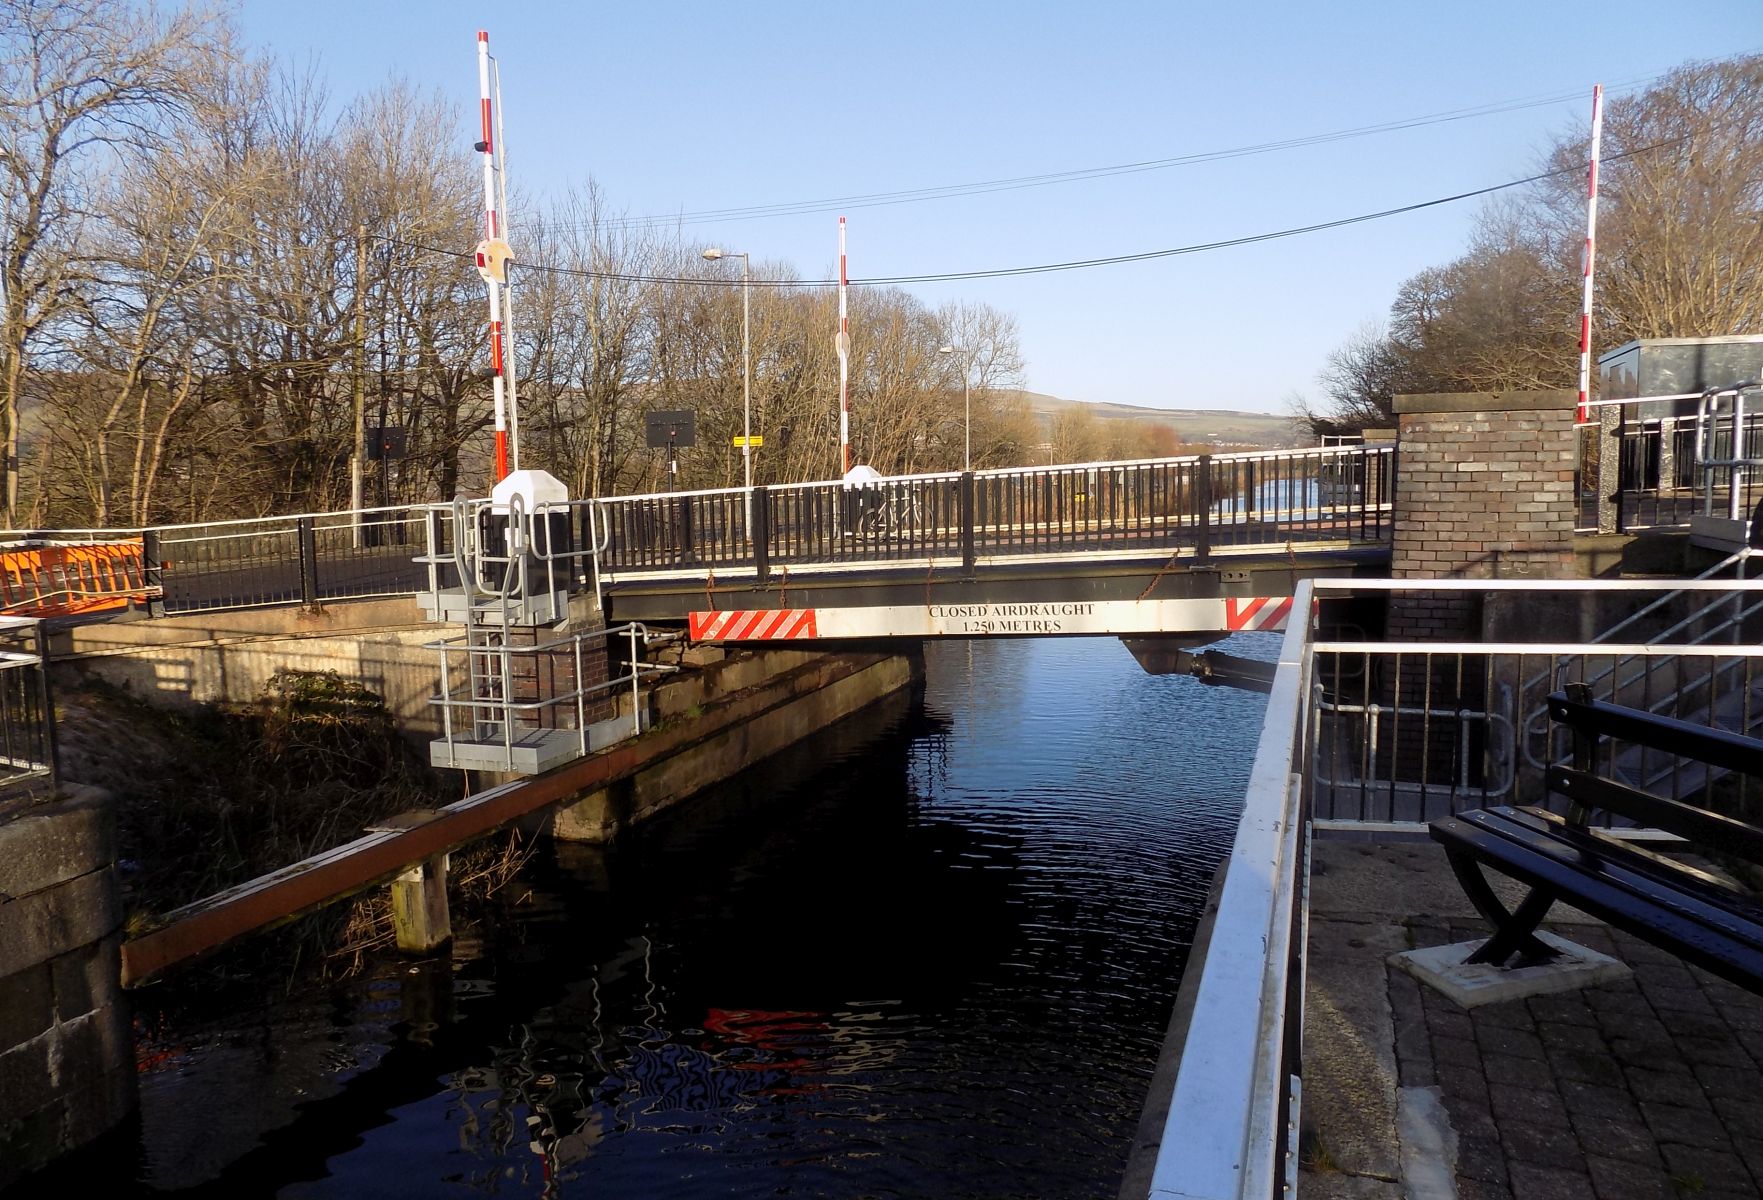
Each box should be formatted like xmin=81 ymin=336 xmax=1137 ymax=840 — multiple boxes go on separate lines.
xmin=602 ymin=545 xmax=1391 ymax=641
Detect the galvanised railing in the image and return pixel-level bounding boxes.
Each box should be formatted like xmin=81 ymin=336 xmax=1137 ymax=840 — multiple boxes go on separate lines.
xmin=593 ymin=444 xmax=1395 ymax=580
xmin=150 ymin=505 xmax=439 ymax=613
xmin=0 ymin=616 xmax=56 ymax=795
xmin=1152 ymin=574 xmax=1763 ymax=1199
xmin=1307 ymin=579 xmax=1763 ymax=826
xmin=1575 ymin=391 xmax=1763 ymax=533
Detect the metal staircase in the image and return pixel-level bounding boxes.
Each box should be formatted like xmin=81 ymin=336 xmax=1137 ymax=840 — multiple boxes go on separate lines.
xmin=417 ymin=472 xmax=677 ymax=775
xmin=1521 ymin=549 xmax=1763 ymax=800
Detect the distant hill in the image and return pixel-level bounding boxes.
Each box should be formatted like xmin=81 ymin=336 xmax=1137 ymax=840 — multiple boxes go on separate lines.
xmin=1018 ymin=390 xmax=1308 ymax=449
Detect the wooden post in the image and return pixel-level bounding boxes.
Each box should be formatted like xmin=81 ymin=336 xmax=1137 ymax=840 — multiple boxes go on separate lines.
xmin=391 ymin=853 xmax=452 ymax=954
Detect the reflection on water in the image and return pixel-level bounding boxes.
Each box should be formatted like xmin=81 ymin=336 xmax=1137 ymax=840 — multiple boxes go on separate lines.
xmin=73 ymin=636 xmax=1272 ymax=1199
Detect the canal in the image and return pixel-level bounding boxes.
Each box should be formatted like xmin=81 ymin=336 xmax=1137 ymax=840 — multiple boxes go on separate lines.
xmin=78 ymin=636 xmax=1273 ymax=1198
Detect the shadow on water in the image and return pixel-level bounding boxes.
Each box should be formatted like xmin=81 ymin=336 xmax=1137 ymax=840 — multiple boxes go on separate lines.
xmin=25 ymin=636 xmax=1267 ymax=1199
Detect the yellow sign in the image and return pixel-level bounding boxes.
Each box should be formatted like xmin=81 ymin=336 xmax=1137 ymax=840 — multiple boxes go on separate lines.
xmin=732 ymin=435 xmax=764 ymax=448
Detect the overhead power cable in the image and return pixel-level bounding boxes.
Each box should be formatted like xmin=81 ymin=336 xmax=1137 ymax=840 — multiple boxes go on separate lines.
xmin=539 ymin=64 xmax=1704 ymax=233
xmin=382 ymin=138 xmax=1671 ymax=290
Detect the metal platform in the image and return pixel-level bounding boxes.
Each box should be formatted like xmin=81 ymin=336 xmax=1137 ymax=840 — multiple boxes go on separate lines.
xmin=417 ymin=585 xmax=568 ymax=626
xmin=428 ymin=711 xmax=648 ymax=774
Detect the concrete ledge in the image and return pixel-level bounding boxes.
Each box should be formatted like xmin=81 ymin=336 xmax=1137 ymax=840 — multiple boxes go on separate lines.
xmin=1389 ymin=932 xmax=1630 ymax=1009
xmin=56 ymin=597 xmax=430 ymax=650
xmin=1393 ymin=390 xmax=1576 ymax=415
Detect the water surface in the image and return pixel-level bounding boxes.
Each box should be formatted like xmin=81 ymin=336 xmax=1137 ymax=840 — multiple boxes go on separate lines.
xmin=94 ymin=636 xmax=1273 ymax=1197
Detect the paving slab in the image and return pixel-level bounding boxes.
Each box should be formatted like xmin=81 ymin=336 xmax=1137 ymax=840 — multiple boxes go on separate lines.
xmin=1300 ymin=835 xmax=1763 ymax=1200
xmin=1304 ymin=917 xmax=1405 ymax=1182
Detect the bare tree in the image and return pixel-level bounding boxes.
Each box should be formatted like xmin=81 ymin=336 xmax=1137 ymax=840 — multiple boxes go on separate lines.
xmin=0 ymin=0 xmax=233 ymax=524
xmin=1307 ymin=54 xmax=1763 ymax=437
xmin=1537 ymin=55 xmax=1763 ymax=343
xmin=934 ymin=300 xmax=1027 ymax=468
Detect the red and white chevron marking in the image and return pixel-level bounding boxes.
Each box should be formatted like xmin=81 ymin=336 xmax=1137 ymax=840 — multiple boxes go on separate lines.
xmin=689 ymin=609 xmax=819 ymax=641
xmin=1224 ymin=596 xmax=1293 ymax=632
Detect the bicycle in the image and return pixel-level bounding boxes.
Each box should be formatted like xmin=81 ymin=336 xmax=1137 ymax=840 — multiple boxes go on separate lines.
xmin=855 ymin=487 xmax=923 ymax=539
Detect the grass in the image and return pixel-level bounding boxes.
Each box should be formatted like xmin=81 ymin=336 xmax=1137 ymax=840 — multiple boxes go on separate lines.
xmin=63 ymin=670 xmax=526 ymax=985
xmin=1296 ymin=1127 xmax=1338 ymax=1174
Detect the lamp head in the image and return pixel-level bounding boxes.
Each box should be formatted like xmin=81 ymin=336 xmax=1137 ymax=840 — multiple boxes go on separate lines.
xmin=701 ymin=247 xmax=725 ymax=261
xmin=938 ymin=344 xmax=955 ymax=355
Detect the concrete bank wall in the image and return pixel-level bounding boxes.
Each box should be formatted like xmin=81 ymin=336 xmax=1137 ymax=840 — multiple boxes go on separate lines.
xmin=52 ymin=600 xmax=446 ymax=732
xmin=552 ymin=646 xmax=922 ymax=843
xmin=115 ymin=644 xmax=923 ymax=986
xmin=0 ymin=788 xmax=134 ymax=1190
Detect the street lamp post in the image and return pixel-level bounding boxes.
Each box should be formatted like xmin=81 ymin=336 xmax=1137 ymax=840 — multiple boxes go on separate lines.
xmin=702 ymin=248 xmax=752 ymax=496
xmin=938 ymin=344 xmax=972 ymax=471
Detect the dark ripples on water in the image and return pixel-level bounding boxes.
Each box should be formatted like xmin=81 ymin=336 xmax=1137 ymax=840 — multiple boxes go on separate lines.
xmin=82 ymin=635 xmax=1274 ymax=1199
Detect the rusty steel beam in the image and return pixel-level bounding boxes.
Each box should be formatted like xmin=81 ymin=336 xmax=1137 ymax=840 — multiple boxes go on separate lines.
xmin=121 ymin=652 xmax=890 ymax=987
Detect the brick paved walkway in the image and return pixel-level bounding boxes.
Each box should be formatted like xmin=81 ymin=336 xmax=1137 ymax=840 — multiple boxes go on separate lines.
xmin=1302 ymin=840 xmax=1763 ymax=1200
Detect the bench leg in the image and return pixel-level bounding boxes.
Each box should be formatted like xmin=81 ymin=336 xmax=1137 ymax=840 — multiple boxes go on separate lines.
xmin=1444 ymin=848 xmax=1561 ymax=967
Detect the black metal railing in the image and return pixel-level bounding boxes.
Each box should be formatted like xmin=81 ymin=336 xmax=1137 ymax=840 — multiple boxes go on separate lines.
xmin=1 ymin=446 xmax=1396 ymax=617
xmin=147 ymin=506 xmax=434 ymax=614
xmin=594 ymin=445 xmax=1396 ymax=579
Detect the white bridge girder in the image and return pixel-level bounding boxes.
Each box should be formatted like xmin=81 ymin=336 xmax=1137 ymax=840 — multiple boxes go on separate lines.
xmin=686 ymin=595 xmax=1295 ymax=642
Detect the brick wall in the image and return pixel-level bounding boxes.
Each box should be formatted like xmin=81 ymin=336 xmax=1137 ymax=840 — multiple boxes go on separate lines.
xmin=1391 ymin=390 xmax=1578 ymax=583
xmin=1374 ymin=393 xmax=1579 ymax=790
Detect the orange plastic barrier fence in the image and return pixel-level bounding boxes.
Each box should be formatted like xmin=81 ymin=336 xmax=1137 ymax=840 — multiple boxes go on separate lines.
xmin=0 ymin=540 xmax=155 ymax=618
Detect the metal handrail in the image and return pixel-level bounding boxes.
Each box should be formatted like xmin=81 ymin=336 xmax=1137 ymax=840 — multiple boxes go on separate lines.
xmin=1694 ymin=383 xmax=1763 ymax=521
xmin=1313 ymin=693 xmax=1517 ymax=799
xmin=1513 ymin=551 xmax=1759 ymax=767
xmin=591 ymin=442 xmax=1393 ymax=507
xmin=1151 ymin=579 xmax=1314 ymax=1200
xmin=429 ymin=621 xmax=682 ymax=769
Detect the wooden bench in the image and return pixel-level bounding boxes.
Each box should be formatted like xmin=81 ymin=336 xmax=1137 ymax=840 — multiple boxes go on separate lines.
xmin=1429 ymin=683 xmax=1763 ymax=994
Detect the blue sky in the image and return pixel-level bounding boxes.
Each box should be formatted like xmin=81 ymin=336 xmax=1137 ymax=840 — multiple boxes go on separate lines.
xmin=241 ymin=1 xmax=1760 ymax=416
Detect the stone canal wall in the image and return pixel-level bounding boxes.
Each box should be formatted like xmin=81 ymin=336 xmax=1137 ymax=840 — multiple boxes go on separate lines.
xmin=0 ymin=788 xmax=135 ymax=1189
xmin=551 ymin=645 xmax=923 ymax=843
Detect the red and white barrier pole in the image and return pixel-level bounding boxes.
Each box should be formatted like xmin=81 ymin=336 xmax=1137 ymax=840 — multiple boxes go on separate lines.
xmin=492 ymin=52 xmax=520 ymax=474
xmin=838 ymin=215 xmax=851 ymax=474
xmin=1576 ymin=84 xmax=1604 ymax=425
xmin=476 ymin=30 xmax=509 ymax=481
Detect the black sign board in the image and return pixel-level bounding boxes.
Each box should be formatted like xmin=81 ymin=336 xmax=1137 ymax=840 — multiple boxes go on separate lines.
xmin=367 ymin=425 xmax=406 ymax=461
xmin=644 ymin=409 xmax=697 ymax=449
